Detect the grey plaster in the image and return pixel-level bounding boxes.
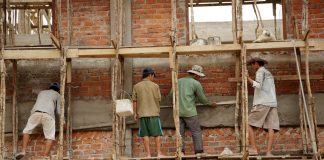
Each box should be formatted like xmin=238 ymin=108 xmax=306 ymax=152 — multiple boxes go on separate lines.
xmin=4 ymin=93 xmax=324 ymax=132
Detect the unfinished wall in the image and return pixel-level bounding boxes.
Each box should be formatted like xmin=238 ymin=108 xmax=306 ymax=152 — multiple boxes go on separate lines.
xmin=132 ymin=127 xmax=324 ymax=157
xmin=61 ymin=0 xmax=111 ymax=46
xmin=132 ymin=0 xmax=187 ymax=46
xmin=3 ymin=0 xmax=324 ymax=159
xmin=287 ymin=0 xmax=324 ymax=38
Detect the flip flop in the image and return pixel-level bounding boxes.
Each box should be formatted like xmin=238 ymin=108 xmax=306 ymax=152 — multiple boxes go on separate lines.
xmin=248 ymin=149 xmax=258 ymax=155
xmin=15 ymin=152 xmax=25 ymax=160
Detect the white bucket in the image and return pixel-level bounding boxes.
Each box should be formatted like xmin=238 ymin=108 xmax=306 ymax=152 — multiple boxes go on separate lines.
xmin=116 ymin=99 xmax=133 ymax=117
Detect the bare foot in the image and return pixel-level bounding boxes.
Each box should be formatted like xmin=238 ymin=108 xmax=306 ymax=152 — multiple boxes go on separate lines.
xmin=157 ymin=153 xmax=166 ymax=157
xmin=266 ymin=152 xmax=274 ymax=156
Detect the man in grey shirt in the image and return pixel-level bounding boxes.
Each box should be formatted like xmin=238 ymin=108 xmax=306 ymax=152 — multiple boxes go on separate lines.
xmin=16 ymin=82 xmax=62 ymax=159
xmin=247 ymin=57 xmax=279 ymax=156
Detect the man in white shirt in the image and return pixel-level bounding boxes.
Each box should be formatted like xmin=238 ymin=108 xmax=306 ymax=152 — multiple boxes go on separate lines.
xmin=16 ymin=82 xmax=62 ymax=159
xmin=247 ymin=57 xmax=279 ymax=156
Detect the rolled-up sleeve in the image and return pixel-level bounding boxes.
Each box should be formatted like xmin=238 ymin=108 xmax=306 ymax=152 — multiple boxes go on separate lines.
xmin=253 ymin=69 xmax=264 ymax=89
xmin=132 ymin=87 xmax=137 ymax=102
xmin=195 ymin=82 xmax=210 ymax=105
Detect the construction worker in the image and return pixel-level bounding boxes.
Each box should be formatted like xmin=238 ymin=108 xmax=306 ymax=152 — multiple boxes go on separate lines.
xmin=132 ymin=67 xmax=165 ymax=157
xmin=178 ymin=65 xmax=217 ymax=156
xmin=246 ymin=57 xmax=279 ymax=156
xmin=16 ymin=82 xmax=62 ymax=159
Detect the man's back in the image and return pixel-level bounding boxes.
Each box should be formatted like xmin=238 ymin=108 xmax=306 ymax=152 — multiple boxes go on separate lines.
xmin=178 ymin=76 xmax=209 ymax=117
xmin=133 ymin=79 xmax=161 ymax=118
xmin=31 ymin=90 xmax=61 ymax=119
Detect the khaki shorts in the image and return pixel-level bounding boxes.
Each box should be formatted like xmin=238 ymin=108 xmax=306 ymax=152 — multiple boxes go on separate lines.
xmin=23 ymin=112 xmax=56 ymax=140
xmin=248 ymin=105 xmax=280 ymax=131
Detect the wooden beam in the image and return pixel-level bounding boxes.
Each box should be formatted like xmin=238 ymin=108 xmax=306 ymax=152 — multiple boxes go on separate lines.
xmin=0 ymin=40 xmax=323 ymax=59
xmin=4 ymin=49 xmax=60 ymax=59
xmin=228 ymin=75 xmax=323 ymax=82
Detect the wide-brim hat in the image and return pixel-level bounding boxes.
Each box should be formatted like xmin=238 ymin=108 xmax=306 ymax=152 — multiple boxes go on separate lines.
xmin=187 ymin=65 xmax=205 ymax=77
xmin=247 ymin=57 xmax=268 ymax=65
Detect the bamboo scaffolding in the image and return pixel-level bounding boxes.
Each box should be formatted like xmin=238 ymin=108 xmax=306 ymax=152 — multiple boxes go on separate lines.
xmin=302 ymin=0 xmax=319 ymax=153
xmin=170 ymin=0 xmax=181 ymax=159
xmin=12 ymin=60 xmax=18 ymax=156
xmin=292 ymin=42 xmax=318 ymax=159
xmin=0 ymin=0 xmax=6 ymax=158
xmin=240 ymin=44 xmax=248 ymax=155
xmin=57 ymin=0 xmax=68 ymax=159
xmin=189 ymin=0 xmax=197 ymax=40
xmin=112 ymin=0 xmax=124 ymax=159
xmin=66 ymin=0 xmax=73 ymax=158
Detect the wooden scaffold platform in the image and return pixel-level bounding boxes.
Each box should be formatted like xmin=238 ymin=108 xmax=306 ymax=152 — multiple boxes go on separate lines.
xmin=0 ymin=0 xmax=322 ymax=160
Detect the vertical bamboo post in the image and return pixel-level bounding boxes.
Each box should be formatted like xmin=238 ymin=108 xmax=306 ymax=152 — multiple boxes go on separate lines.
xmin=66 ymin=59 xmax=72 ymax=159
xmin=232 ymin=0 xmax=242 ymax=153
xmin=12 ymin=60 xmax=18 ymax=155
xmin=232 ymin=0 xmax=237 ymax=43
xmin=299 ymin=88 xmax=307 ymax=154
xmin=297 ymin=48 xmax=308 ymax=153
xmin=189 ymin=0 xmax=197 ymax=40
xmin=236 ymin=0 xmax=245 ymax=155
xmin=66 ymin=0 xmax=73 ymax=158
xmin=240 ymin=45 xmax=248 ymax=154
xmin=0 ymin=1 xmax=6 ymax=158
xmin=112 ymin=0 xmax=124 ymax=159
xmin=273 ymin=2 xmax=277 ymax=39
xmin=302 ymin=0 xmax=319 ymax=150
xmin=57 ymin=0 xmax=68 ymax=159
xmin=171 ymin=0 xmax=181 ymax=159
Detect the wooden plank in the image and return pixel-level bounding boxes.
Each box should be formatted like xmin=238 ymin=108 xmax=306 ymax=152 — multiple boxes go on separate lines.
xmin=118 ymin=46 xmax=170 ymax=58
xmin=76 ymin=49 xmax=115 ymax=58
xmin=228 ymin=75 xmax=323 ymax=82
xmin=4 ymin=49 xmax=60 ymax=59
xmin=245 ymin=41 xmax=306 ymax=51
xmin=1 ymin=40 xmax=324 ymax=59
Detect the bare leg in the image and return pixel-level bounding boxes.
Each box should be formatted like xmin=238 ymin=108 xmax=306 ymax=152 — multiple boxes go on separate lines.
xmin=266 ymin=129 xmax=274 ymax=155
xmin=143 ymin=136 xmax=151 ymax=157
xmin=44 ymin=139 xmax=54 ymax=156
xmin=21 ymin=134 xmax=30 ymax=154
xmin=155 ymin=136 xmax=165 ymax=156
xmin=248 ymin=125 xmax=258 ymax=152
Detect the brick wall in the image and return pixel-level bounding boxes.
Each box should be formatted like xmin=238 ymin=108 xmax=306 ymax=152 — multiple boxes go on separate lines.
xmin=132 ymin=127 xmax=324 ymax=157
xmin=288 ymin=0 xmax=324 ymax=38
xmin=5 ymin=131 xmax=113 ymax=159
xmin=61 ymin=0 xmax=110 ymax=46
xmin=132 ymin=0 xmax=187 ymax=46
xmin=133 ymin=60 xmax=324 ymax=97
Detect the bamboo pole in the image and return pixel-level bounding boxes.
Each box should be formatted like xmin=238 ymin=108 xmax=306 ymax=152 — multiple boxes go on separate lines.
xmin=240 ymin=44 xmax=248 ymax=154
xmin=0 ymin=1 xmax=6 ymax=158
xmin=232 ymin=0 xmax=241 ymax=153
xmin=302 ymin=0 xmax=319 ymax=150
xmin=292 ymin=42 xmax=318 ymax=159
xmin=232 ymin=0 xmax=237 ymax=44
xmin=189 ymin=0 xmax=197 ymax=40
xmin=299 ymin=88 xmax=307 ymax=154
xmin=66 ymin=0 xmax=73 ymax=159
xmin=12 ymin=60 xmax=18 ymax=156
xmin=112 ymin=0 xmax=124 ymax=159
xmin=171 ymin=0 xmax=181 ymax=159
xmin=66 ymin=59 xmax=72 ymax=159
xmin=56 ymin=0 xmax=68 ymax=159
xmin=273 ymin=2 xmax=277 ymax=39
